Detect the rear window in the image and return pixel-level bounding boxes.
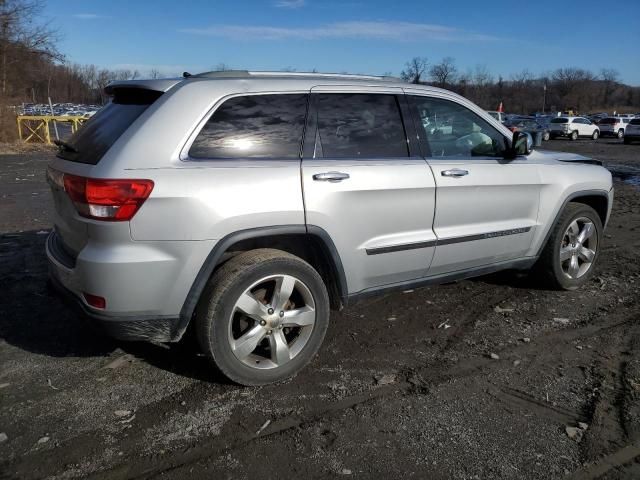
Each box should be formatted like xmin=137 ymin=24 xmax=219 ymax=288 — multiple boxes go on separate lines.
xmin=57 ymin=88 xmax=162 ymax=165
xmin=599 ymin=118 xmax=616 ymax=124
xmin=189 ymin=94 xmax=308 ymax=159
xmin=550 ymin=118 xmax=568 ymax=124
xmin=315 ymin=93 xmax=408 ymax=158
xmin=630 ymin=119 xmax=640 ymax=125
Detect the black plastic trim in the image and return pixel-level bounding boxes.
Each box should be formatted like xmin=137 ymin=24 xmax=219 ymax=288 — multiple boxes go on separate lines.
xmin=177 ymin=224 xmax=348 ymax=340
xmin=366 ymin=240 xmax=437 ymax=255
xmin=365 ymin=227 xmax=531 ymax=256
xmin=346 ymin=257 xmax=537 ymax=305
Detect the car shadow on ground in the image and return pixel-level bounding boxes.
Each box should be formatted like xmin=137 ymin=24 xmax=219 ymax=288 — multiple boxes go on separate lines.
xmin=0 ymin=230 xmax=230 ymax=384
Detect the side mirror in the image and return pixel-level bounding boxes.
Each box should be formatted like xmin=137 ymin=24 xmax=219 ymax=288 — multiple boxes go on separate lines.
xmin=504 ymin=131 xmax=533 ymax=159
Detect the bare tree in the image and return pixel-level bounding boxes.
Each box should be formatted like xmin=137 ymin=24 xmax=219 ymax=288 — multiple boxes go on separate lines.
xmin=429 ymin=57 xmax=457 ymax=87
xmin=400 ymin=57 xmax=428 ymax=84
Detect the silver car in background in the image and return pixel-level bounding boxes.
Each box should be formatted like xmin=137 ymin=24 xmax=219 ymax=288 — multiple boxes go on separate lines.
xmin=47 ymin=71 xmax=613 ymax=385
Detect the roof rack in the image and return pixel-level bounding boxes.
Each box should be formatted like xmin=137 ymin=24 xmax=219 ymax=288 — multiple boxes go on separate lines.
xmin=190 ymin=70 xmax=402 ymax=82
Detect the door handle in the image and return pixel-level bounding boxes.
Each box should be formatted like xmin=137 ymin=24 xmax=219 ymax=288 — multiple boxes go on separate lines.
xmin=313 ymin=171 xmax=350 ymax=182
xmin=441 ymin=169 xmax=469 ymax=177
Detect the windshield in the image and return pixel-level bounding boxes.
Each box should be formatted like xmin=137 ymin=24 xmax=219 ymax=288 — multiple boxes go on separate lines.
xmin=56 ymin=88 xmax=163 ymax=165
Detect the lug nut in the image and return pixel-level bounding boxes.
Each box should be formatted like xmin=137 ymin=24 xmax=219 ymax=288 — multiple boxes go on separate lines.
xmin=260 ymin=320 xmax=266 ymax=326
xmin=267 ymin=330 xmax=272 ymax=335
xmin=279 ymin=311 xmax=284 ymax=318
xmin=268 ymin=308 xmax=274 ymax=315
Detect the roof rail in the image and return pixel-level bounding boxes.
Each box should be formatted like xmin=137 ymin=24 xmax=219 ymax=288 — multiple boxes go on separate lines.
xmin=190 ymin=70 xmax=402 ymax=82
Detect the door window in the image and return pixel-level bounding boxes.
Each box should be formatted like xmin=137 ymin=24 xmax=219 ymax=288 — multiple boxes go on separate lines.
xmin=408 ymin=96 xmax=507 ymax=158
xmin=189 ymin=94 xmax=308 ymax=159
xmin=314 ymin=93 xmax=408 ymax=158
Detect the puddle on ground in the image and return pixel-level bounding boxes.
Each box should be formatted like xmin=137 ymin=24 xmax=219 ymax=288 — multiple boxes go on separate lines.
xmin=607 ymin=164 xmax=640 ymax=188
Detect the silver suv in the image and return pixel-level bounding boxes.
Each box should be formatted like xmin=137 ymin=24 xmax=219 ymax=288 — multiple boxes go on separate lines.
xmin=46 ymin=71 xmax=613 ymax=385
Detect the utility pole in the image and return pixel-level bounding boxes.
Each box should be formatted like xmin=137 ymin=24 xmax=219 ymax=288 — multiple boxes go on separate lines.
xmin=542 ymin=83 xmax=547 ymax=114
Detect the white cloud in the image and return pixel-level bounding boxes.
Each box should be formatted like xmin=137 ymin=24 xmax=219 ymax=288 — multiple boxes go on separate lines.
xmin=179 ymin=21 xmax=498 ymax=42
xmin=72 ymin=13 xmax=110 ymax=20
xmin=275 ymin=0 xmax=306 ymax=8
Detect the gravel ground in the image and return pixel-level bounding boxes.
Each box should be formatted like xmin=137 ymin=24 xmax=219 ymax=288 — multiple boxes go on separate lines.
xmin=0 ymin=139 xmax=639 ymax=479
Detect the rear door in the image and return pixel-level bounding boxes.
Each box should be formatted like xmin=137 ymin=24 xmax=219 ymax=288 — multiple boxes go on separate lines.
xmin=406 ymin=93 xmax=541 ymax=275
xmin=301 ymin=87 xmax=437 ymax=294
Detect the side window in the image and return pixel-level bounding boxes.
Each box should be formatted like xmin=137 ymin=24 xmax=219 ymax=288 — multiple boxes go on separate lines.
xmin=409 ymin=96 xmax=507 ymax=158
xmin=315 ymin=93 xmax=408 ymax=158
xmin=189 ymin=94 xmax=308 ymax=159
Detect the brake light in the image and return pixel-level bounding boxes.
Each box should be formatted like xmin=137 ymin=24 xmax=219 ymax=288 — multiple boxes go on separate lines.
xmin=63 ymin=174 xmax=154 ymax=221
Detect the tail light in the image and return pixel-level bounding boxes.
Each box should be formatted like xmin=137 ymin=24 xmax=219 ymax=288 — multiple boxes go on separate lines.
xmin=507 ymin=126 xmax=517 ymax=132
xmin=62 ymin=174 xmax=154 ymax=221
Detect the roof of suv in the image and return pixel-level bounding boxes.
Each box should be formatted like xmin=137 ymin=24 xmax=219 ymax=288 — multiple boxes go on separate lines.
xmin=104 ymin=70 xmax=453 ymax=96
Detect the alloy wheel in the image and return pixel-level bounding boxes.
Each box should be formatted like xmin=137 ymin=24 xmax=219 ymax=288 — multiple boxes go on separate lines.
xmin=559 ymin=217 xmax=598 ymax=279
xmin=227 ymin=274 xmax=316 ymax=369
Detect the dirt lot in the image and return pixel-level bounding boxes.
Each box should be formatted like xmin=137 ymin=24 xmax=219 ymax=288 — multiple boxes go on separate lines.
xmin=1 ymin=139 xmax=639 ymax=479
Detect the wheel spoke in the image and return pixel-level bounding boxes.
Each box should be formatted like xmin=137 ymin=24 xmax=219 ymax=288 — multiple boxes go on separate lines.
xmin=282 ymin=305 xmax=316 ymax=327
xmin=559 ymin=246 xmax=573 ymax=262
xmin=567 ymin=220 xmax=580 ymax=240
xmin=272 ymin=275 xmax=296 ymax=311
xmin=232 ymin=325 xmax=266 ymax=360
xmin=577 ymin=245 xmax=595 ymax=263
xmin=577 ymin=222 xmax=595 ymax=244
xmin=235 ymin=292 xmax=268 ymax=321
xmin=568 ymin=255 xmax=580 ymax=278
xmin=269 ymin=329 xmax=291 ymax=366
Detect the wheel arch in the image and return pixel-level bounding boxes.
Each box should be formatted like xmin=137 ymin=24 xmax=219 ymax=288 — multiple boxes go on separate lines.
xmin=536 ymin=189 xmax=610 ymax=257
xmin=176 ymin=225 xmax=347 ymax=340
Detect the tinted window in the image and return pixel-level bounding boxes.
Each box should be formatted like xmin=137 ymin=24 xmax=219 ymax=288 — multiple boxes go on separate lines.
xmin=57 ymin=88 xmax=162 ymax=165
xmin=550 ymin=118 xmax=569 ymax=124
xmin=409 ymin=96 xmax=507 ymax=158
xmin=630 ymin=119 xmax=640 ymax=125
xmin=189 ymin=94 xmax=308 ymax=159
xmin=315 ymin=94 xmax=408 ymax=158
xmin=599 ymin=118 xmax=616 ymax=124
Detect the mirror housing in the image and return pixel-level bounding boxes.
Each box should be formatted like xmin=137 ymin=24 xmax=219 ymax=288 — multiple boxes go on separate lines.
xmin=503 ymin=131 xmax=533 ymax=160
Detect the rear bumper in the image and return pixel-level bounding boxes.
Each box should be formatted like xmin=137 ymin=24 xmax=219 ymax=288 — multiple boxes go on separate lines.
xmin=48 ymin=271 xmax=182 ymax=342
xmin=45 ymin=231 xmax=211 ymax=342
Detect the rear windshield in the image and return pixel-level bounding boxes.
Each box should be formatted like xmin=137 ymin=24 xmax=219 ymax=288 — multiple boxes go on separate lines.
xmin=56 ymin=88 xmax=163 ymax=164
xmin=598 ymin=118 xmax=617 ymax=124
xmin=630 ymin=119 xmax=640 ymax=125
xmin=550 ymin=118 xmax=568 ymax=124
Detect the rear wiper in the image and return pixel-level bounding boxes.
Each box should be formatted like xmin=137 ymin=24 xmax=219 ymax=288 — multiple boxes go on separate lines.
xmin=53 ymin=139 xmax=78 ymax=153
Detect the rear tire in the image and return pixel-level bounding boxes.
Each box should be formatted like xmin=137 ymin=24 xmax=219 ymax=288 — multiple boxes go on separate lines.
xmin=591 ymin=130 xmax=599 ymax=140
xmin=543 ymin=131 xmax=550 ymax=141
xmin=570 ymin=130 xmax=579 ymax=141
xmin=617 ymin=129 xmax=624 ymax=139
xmin=195 ymin=249 xmax=330 ymax=386
xmin=532 ymin=203 xmax=602 ymax=290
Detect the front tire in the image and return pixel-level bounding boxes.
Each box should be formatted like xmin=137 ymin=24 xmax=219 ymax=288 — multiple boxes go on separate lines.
xmin=543 ymin=131 xmax=550 ymax=141
xmin=195 ymin=249 xmax=330 ymax=385
xmin=592 ymin=130 xmax=599 ymax=140
xmin=533 ymin=203 xmax=602 ymax=290
xmin=570 ymin=130 xmax=579 ymax=141
xmin=617 ymin=129 xmax=624 ymax=139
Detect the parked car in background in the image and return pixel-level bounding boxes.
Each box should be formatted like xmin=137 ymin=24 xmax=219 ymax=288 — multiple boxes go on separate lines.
xmin=549 ymin=116 xmax=599 ymax=140
xmin=624 ymin=118 xmax=640 ymax=144
xmin=504 ymin=117 xmax=551 ymax=141
xmin=598 ymin=117 xmax=630 ymax=138
xmin=487 ymin=111 xmax=506 ymax=123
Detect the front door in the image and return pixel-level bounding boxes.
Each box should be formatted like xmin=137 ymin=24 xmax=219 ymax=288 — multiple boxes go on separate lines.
xmin=302 ymin=87 xmax=437 ymax=294
xmin=406 ymin=93 xmax=541 ymax=276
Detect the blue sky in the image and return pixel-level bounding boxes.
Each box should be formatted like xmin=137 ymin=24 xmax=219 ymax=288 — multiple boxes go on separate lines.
xmin=44 ymin=0 xmax=640 ymax=85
